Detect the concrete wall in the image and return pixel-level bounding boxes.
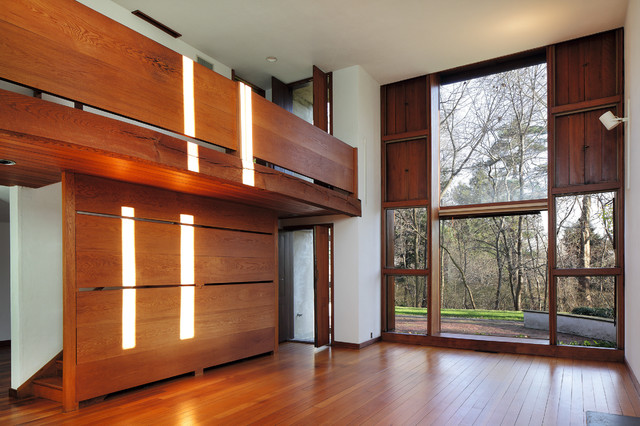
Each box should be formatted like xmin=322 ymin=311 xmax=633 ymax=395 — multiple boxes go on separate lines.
xmin=293 ymin=230 xmax=314 ymax=342
xmin=281 ymin=65 xmax=381 ymax=344
xmin=10 ymin=183 xmax=63 ymax=389
xmin=625 ymin=0 xmax=640 ymax=383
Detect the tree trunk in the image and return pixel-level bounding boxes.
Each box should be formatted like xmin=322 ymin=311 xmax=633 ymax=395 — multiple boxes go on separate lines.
xmin=577 ymin=196 xmax=592 ymax=306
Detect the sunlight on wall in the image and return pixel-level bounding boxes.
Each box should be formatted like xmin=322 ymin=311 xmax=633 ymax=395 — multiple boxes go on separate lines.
xmin=240 ymin=83 xmax=255 ymax=186
xmin=183 ymin=56 xmax=199 ymax=173
xmin=121 ymin=206 xmax=136 ymax=350
xmin=180 ymin=214 xmax=195 ymax=340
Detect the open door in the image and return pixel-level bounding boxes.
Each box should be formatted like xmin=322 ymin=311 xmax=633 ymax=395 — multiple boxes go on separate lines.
xmin=313 ymin=225 xmax=330 ymax=347
xmin=312 ymin=66 xmax=329 ymax=133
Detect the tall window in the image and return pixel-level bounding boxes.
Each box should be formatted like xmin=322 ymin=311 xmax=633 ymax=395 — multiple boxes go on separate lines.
xmin=438 ymin=61 xmax=549 ymax=340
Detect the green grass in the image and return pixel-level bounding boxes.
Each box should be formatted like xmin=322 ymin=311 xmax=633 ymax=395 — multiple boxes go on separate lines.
xmin=395 ymin=306 xmax=524 ymax=321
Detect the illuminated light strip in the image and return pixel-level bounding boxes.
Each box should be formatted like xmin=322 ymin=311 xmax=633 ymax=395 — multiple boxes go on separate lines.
xmin=121 ymin=206 xmax=136 ymax=350
xmin=180 ymin=214 xmax=195 ymax=340
xmin=183 ymin=56 xmax=199 ymax=173
xmin=240 ymin=83 xmax=255 ymax=186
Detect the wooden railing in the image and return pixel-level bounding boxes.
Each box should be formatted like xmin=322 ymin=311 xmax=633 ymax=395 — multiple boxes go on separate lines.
xmin=0 ymin=0 xmax=358 ymax=195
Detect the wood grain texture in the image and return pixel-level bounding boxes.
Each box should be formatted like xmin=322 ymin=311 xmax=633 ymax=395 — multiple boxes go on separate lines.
xmin=312 ymin=66 xmax=328 ymax=132
xmin=383 ymin=76 xmax=427 ymax=136
xmin=251 ymin=92 xmax=356 ymax=193
xmin=2 ymin=343 xmax=639 ymax=424
xmin=0 ymin=0 xmax=237 ymax=149
xmin=385 ymin=138 xmax=428 ymax=202
xmin=61 ymin=172 xmax=78 ymax=412
xmin=0 ymin=90 xmax=361 ymax=217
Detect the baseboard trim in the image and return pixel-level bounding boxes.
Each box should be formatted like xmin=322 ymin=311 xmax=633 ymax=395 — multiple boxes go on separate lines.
xmin=333 ymin=336 xmax=380 ymax=350
xmin=625 ymin=358 xmax=640 ymax=396
xmin=0 ymin=340 xmax=10 ymax=347
xmin=8 ymin=388 xmax=18 ymax=399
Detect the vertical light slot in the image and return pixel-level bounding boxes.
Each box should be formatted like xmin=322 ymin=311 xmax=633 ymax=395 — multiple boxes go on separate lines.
xmin=187 ymin=142 xmax=199 ymax=173
xmin=121 ymin=206 xmax=136 ymax=350
xmin=240 ymin=83 xmax=255 ymax=186
xmin=180 ymin=214 xmax=195 ymax=340
xmin=183 ymin=56 xmax=199 ymax=173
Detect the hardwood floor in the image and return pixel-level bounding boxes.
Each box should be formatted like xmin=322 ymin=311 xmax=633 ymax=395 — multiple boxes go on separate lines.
xmin=1 ymin=342 xmax=640 ymax=424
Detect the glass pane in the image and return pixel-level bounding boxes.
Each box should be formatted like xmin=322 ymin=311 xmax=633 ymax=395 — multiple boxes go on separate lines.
xmin=388 ymin=275 xmax=428 ymax=334
xmin=385 ymin=208 xmax=427 ymax=269
xmin=440 ymin=213 xmax=548 ymax=340
xmin=556 ymin=192 xmax=616 ymax=269
xmin=556 ymin=276 xmax=616 ymax=347
xmin=292 ymin=80 xmax=313 ymax=124
xmin=440 ymin=63 xmax=548 ymax=206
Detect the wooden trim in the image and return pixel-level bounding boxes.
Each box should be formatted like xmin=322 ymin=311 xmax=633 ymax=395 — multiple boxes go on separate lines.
xmin=428 ymin=74 xmax=441 ymax=336
xmin=550 ymin=95 xmax=622 ymax=115
xmin=383 ymin=268 xmax=429 ymax=276
xmin=439 ymin=199 xmax=548 ymax=218
xmin=382 ymin=200 xmax=428 ymax=209
xmin=382 ymin=130 xmax=429 ymax=142
xmin=330 ymin=225 xmax=335 ymax=346
xmin=552 ymin=268 xmax=622 ymax=276
xmin=62 ymin=171 xmax=78 ymax=412
xmin=10 ymin=350 xmax=63 ymax=399
xmin=352 ymin=147 xmax=358 ymax=200
xmin=273 ymin=218 xmax=279 ymax=353
xmin=381 ymin=332 xmax=624 ymax=362
xmin=550 ymin=182 xmax=622 ymax=195
xmin=332 ymin=336 xmax=380 ymax=350
xmin=547 ymin=45 xmax=558 ymax=346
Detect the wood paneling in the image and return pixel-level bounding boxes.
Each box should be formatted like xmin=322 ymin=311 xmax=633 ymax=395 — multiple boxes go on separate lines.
xmin=0 ymin=0 xmax=238 ymax=150
xmin=382 ymin=76 xmax=427 ymax=136
xmin=68 ymin=174 xmax=278 ymax=403
xmin=385 ymin=139 xmax=428 ymax=201
xmin=554 ymin=30 xmax=620 ymax=106
xmin=251 ymin=92 xmax=356 ymax=193
xmin=554 ymin=108 xmax=619 ymax=187
xmin=0 ymin=90 xmax=361 ymax=217
xmin=75 ymin=215 xmax=274 ymax=287
xmin=313 ymin=66 xmax=329 ymax=132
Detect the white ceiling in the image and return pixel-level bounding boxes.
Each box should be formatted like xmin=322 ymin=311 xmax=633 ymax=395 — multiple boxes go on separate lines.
xmin=113 ymin=0 xmax=628 ymax=89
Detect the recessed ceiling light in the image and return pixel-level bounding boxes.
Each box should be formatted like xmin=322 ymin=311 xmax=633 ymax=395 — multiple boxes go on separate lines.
xmin=266 ymin=56 xmax=277 ymax=63
xmin=0 ymin=159 xmax=16 ymax=166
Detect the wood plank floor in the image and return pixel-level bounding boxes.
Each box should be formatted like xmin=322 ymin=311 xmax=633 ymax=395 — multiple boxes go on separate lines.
xmin=1 ymin=342 xmax=640 ymax=425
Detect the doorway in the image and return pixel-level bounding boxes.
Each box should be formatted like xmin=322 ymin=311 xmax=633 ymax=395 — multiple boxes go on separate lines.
xmin=278 ymin=225 xmax=332 ymax=347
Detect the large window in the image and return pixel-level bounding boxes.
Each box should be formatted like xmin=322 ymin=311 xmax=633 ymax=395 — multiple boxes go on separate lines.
xmin=437 ymin=62 xmax=549 ymax=340
xmin=382 ymin=30 xmax=624 ymax=353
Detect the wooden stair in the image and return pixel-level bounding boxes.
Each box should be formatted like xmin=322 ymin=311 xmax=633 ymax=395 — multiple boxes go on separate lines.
xmin=32 ymin=357 xmax=63 ymax=403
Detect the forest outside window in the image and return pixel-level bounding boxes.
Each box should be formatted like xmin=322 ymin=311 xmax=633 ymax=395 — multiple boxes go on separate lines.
xmin=436 ymin=59 xmax=549 ymax=341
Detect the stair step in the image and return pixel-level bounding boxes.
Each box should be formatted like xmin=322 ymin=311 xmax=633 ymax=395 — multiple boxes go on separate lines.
xmin=33 ymin=376 xmax=63 ymax=403
xmin=55 ymin=360 xmax=63 ymax=375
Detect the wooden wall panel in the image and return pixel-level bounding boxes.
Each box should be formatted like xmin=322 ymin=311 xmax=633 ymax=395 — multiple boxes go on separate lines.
xmin=385 ymin=139 xmax=428 ymax=201
xmin=251 ymin=93 xmax=356 ymax=193
xmin=74 ymin=175 xmax=275 ymax=234
xmin=0 ymin=0 xmax=238 ymax=150
xmin=75 ymin=214 xmax=274 ymax=287
xmin=68 ymin=174 xmax=277 ymax=404
xmin=554 ymin=30 xmax=619 ymax=106
xmin=554 ymin=107 xmax=620 ymax=188
xmin=383 ymin=77 xmax=427 ymax=136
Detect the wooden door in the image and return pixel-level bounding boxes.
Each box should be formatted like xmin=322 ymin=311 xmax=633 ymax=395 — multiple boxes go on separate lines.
xmin=314 ymin=226 xmax=330 ymax=347
xmin=313 ymin=66 xmax=329 ymax=132
xmin=272 ymin=76 xmax=293 ymax=112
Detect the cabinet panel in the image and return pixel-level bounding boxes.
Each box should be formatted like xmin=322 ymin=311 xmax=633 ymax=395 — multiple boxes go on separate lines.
xmin=554 ymin=107 xmax=619 ymax=187
xmin=383 ymin=77 xmax=427 ymax=136
xmin=386 ymin=139 xmax=427 ymax=201
xmin=554 ymin=30 xmax=619 ymax=106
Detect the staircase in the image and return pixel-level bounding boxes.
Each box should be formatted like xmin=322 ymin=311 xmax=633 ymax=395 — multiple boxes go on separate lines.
xmin=32 ymin=358 xmax=63 ymax=403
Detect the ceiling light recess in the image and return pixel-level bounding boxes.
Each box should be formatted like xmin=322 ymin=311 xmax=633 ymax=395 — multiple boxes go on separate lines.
xmin=266 ymin=56 xmax=278 ymax=63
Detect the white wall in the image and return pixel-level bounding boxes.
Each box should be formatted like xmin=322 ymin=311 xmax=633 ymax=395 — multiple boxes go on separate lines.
xmin=0 ymin=220 xmax=10 ymax=342
xmin=625 ymin=0 xmax=640 ymax=382
xmin=10 ymin=183 xmax=63 ymax=389
xmin=281 ymin=65 xmax=381 ymax=344
xmin=77 ymin=0 xmax=232 ymax=79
